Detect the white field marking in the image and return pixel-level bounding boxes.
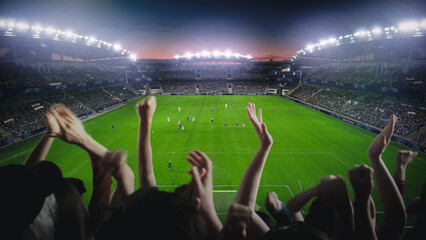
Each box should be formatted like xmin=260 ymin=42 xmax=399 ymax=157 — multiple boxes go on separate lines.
xmin=327 ymin=152 xmax=352 ymax=168
xmin=0 ymin=149 xmax=31 ymax=164
xmin=285 ymin=185 xmax=295 ymax=197
xmin=66 ymin=160 xmax=89 ymax=177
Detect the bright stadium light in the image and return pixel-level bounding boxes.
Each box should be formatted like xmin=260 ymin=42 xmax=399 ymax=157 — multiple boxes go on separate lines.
xmin=16 ymin=22 xmax=29 ymax=31
xmin=320 ymin=39 xmax=328 ymax=46
xmin=202 ymin=50 xmax=210 ymax=57
xmin=45 ymin=27 xmax=56 ymax=34
xmin=247 ymin=55 xmax=253 ymax=59
xmin=65 ymin=31 xmax=74 ymax=38
xmin=225 ymin=51 xmax=231 ymax=58
xmin=129 ymin=54 xmax=137 ymax=61
xmin=0 ymin=19 xmax=6 ymax=28
xmin=113 ymin=44 xmax=122 ymax=51
xmin=31 ymin=25 xmax=44 ymax=32
xmin=398 ymin=20 xmax=419 ymax=32
xmin=421 ymin=19 xmax=426 ymax=29
xmin=212 ymin=50 xmax=221 ymax=58
xmin=372 ymin=27 xmax=382 ymax=34
xmin=7 ymin=20 xmax=15 ymax=29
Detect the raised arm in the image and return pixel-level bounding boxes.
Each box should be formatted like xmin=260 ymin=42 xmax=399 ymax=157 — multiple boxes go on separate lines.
xmin=25 ymin=111 xmax=59 ymax=166
xmin=221 ymin=103 xmax=273 ymax=240
xmin=286 ymin=184 xmax=321 ymax=222
xmin=318 ymin=175 xmax=355 ymax=240
xmin=394 ymin=150 xmax=417 ymax=198
xmin=367 ymin=115 xmax=406 ymax=239
xmin=136 ymin=96 xmax=157 ymax=188
xmin=49 ymin=104 xmax=108 ymax=158
xmin=100 ymin=151 xmax=134 ymax=205
xmin=348 ymin=165 xmax=377 ymax=240
xmin=186 ymin=150 xmax=222 ymax=238
xmin=234 ymin=102 xmax=273 ymax=209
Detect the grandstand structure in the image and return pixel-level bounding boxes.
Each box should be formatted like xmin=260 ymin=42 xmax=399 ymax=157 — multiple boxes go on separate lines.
xmin=0 ymin=18 xmax=424 ymax=152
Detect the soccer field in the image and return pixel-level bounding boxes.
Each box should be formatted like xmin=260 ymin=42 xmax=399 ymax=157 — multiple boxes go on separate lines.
xmin=1 ymin=95 xmax=425 ymax=224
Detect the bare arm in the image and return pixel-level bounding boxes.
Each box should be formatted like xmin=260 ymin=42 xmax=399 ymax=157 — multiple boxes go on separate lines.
xmin=286 ymin=184 xmax=320 ymax=222
xmin=100 ymin=151 xmax=134 ymax=205
xmin=136 ymin=96 xmax=156 ymax=188
xmin=234 ymin=103 xmax=273 ymax=209
xmin=186 ymin=151 xmax=222 ymax=238
xmin=348 ymin=165 xmax=377 ymax=240
xmin=367 ymin=115 xmax=406 ymax=239
xmin=25 ymin=112 xmax=58 ymax=166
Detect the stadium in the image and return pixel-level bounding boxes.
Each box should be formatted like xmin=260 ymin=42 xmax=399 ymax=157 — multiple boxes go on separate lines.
xmin=0 ymin=1 xmax=425 ymax=239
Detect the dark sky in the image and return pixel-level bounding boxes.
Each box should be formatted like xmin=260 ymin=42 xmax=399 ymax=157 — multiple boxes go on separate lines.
xmin=1 ymin=0 xmax=425 ymax=59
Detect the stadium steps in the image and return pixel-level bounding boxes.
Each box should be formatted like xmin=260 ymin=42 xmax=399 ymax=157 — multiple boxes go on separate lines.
xmin=124 ymin=83 xmax=141 ymax=96
xmin=286 ymin=82 xmax=302 ymax=96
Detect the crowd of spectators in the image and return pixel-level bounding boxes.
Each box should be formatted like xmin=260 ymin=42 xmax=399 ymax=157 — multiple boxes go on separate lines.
xmin=290 ymin=84 xmax=425 ymax=142
xmin=47 ymin=66 xmax=122 ymax=84
xmin=0 ymin=84 xmax=139 ymax=140
xmin=2 ymin=97 xmax=424 ymax=240
xmin=0 ymin=61 xmax=47 ymax=90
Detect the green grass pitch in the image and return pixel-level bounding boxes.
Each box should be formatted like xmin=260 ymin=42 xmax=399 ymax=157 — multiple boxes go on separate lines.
xmin=1 ymin=95 xmax=425 ymax=224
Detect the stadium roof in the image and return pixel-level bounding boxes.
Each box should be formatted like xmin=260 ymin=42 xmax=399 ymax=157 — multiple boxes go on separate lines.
xmin=0 ymin=18 xmax=135 ymax=61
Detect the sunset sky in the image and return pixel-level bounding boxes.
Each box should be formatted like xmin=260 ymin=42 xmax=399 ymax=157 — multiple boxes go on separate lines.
xmin=1 ymin=0 xmax=425 ymax=59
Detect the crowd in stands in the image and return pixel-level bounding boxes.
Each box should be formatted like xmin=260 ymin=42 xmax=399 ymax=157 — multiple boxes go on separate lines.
xmin=0 ymin=61 xmax=47 ymax=90
xmin=2 ymin=97 xmax=425 ymax=240
xmin=306 ymin=65 xmax=425 ymax=91
xmin=0 ymin=84 xmax=139 ymax=140
xmin=48 ymin=66 xmax=122 ymax=84
xmin=290 ymin=84 xmax=425 ymax=143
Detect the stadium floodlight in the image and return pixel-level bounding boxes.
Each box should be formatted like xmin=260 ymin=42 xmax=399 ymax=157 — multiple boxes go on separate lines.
xmin=88 ymin=36 xmax=97 ymax=43
xmin=320 ymin=39 xmax=328 ymax=46
xmin=64 ymin=31 xmax=74 ymax=38
xmin=184 ymin=52 xmax=192 ymax=59
xmin=247 ymin=55 xmax=253 ymax=59
xmin=129 ymin=54 xmax=137 ymax=61
xmin=0 ymin=19 xmax=6 ymax=28
xmin=16 ymin=22 xmax=29 ymax=31
xmin=113 ymin=44 xmax=122 ymax=51
xmin=225 ymin=51 xmax=231 ymax=58
xmin=327 ymin=37 xmax=336 ymax=44
xmin=372 ymin=27 xmax=382 ymax=35
xmin=44 ymin=27 xmax=56 ymax=34
xmin=31 ymin=25 xmax=44 ymax=33
xmin=201 ymin=50 xmax=210 ymax=57
xmin=7 ymin=20 xmax=15 ymax=29
xmin=398 ymin=20 xmax=419 ymax=32
xmin=212 ymin=50 xmax=221 ymax=58
xmin=306 ymin=44 xmax=315 ymax=52
xmin=173 ymin=54 xmax=180 ymax=59
xmin=421 ymin=19 xmax=426 ymax=29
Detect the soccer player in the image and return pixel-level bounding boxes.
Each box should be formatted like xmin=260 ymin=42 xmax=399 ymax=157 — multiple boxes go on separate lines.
xmin=178 ymin=106 xmax=181 ymax=112
xmin=168 ymin=160 xmax=172 ymax=172
xmin=211 ymin=117 xmax=214 ymax=123
xmin=211 ymin=108 xmax=214 ymax=114
xmin=167 ymin=117 xmax=170 ymax=122
xmin=172 ymin=100 xmax=174 ymax=104
xmin=192 ymin=116 xmax=195 ymax=122
xmin=224 ymin=123 xmax=227 ymax=128
xmin=242 ymin=122 xmax=246 ymax=128
xmin=178 ymin=120 xmax=180 ymax=126
xmin=112 ymin=123 xmax=115 ymax=131
xmin=182 ymin=125 xmax=184 ymax=131
xmin=225 ymin=103 xmax=228 ymax=108
xmin=200 ymin=101 xmax=202 ymax=105
xmin=236 ymin=122 xmax=239 ymax=128
xmin=187 ymin=116 xmax=189 ymax=121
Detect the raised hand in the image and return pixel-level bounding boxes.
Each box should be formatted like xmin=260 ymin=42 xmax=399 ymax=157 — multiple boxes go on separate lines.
xmin=45 ymin=111 xmax=60 ymax=136
xmin=100 ymin=151 xmax=127 ymax=176
xmin=368 ymin=115 xmax=397 ymax=158
xmin=49 ymin=104 xmax=89 ymax=146
xmin=246 ymin=102 xmax=272 ymax=148
xmin=136 ymin=96 xmax=157 ymax=188
xmin=186 ymin=150 xmax=222 ymax=236
xmin=348 ymin=165 xmax=374 ymax=202
xmin=396 ymin=150 xmax=417 ymax=168
xmin=136 ymin=96 xmax=157 ymax=122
